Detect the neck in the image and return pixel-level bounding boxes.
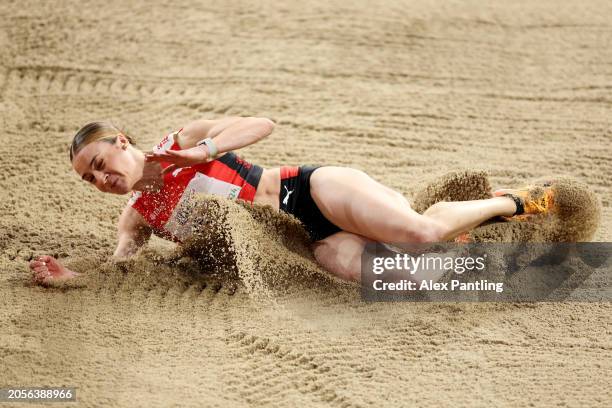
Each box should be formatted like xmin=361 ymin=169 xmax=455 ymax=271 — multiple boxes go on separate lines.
xmin=131 ymin=150 xmax=164 ymax=192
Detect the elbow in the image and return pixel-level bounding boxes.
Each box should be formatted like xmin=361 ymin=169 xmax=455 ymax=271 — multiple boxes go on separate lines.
xmin=252 ymin=117 xmax=275 ymax=139
xmin=261 ymin=117 xmax=276 ymax=137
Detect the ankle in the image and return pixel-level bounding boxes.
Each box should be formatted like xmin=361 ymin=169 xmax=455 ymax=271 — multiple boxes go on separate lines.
xmin=498 ymin=195 xmax=521 ymax=216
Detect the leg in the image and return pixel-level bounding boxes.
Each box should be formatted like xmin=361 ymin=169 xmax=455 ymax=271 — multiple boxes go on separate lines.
xmin=309 ymin=166 xmax=516 ymax=244
xmin=311 ymin=231 xmax=370 ymax=282
xmin=312 ymin=231 xmax=448 ymax=283
xmin=421 ymin=198 xmax=516 ymax=240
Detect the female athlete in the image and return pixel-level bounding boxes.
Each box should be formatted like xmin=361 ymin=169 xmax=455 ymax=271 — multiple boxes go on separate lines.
xmin=28 ymin=117 xmax=553 ymax=283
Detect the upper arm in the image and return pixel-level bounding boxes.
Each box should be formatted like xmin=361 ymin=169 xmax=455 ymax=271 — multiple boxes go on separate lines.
xmin=177 ymin=116 xmax=275 ymax=149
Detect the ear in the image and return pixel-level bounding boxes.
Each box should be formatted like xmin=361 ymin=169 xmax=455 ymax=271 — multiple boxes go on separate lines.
xmin=116 ymin=134 xmax=129 ymax=149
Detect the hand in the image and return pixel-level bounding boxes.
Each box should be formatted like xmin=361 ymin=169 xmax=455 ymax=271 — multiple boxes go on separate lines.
xmin=145 ymin=146 xmax=209 ymax=175
xmin=29 ymin=255 xmax=78 ymax=285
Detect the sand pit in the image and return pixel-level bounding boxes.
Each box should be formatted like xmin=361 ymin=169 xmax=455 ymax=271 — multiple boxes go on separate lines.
xmin=1 ymin=0 xmax=611 ymax=406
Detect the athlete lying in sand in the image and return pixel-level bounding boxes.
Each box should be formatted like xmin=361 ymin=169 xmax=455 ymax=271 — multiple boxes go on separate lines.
xmin=28 ymin=116 xmax=554 ymax=284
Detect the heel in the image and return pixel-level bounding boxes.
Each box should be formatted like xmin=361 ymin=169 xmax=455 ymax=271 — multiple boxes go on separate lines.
xmin=502 ymin=194 xmax=525 ymax=216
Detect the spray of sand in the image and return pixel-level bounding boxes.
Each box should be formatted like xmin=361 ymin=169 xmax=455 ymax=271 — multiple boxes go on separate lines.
xmin=52 ymin=195 xmax=346 ymax=302
xmin=413 ymin=170 xmax=601 ymax=242
xmin=177 ymin=196 xmax=345 ymax=300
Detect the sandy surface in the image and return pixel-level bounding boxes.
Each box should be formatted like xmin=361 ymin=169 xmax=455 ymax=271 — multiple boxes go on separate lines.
xmin=1 ymin=0 xmax=611 ymax=406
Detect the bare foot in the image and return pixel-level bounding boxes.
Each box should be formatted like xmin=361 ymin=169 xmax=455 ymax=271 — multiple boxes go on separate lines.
xmin=28 ymin=255 xmax=79 ymax=285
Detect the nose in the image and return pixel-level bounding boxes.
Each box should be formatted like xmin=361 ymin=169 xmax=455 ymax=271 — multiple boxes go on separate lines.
xmin=93 ymin=171 xmax=109 ymax=190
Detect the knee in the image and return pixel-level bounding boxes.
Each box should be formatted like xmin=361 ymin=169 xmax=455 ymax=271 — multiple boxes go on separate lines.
xmin=423 ymin=200 xmax=452 ymax=217
xmin=312 ymin=242 xmax=362 ymax=282
xmin=389 ymin=189 xmax=410 ymax=207
xmin=397 ymin=218 xmax=449 ymax=243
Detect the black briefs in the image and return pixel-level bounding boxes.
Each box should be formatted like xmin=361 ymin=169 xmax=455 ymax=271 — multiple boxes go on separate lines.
xmin=279 ymin=165 xmax=343 ymax=242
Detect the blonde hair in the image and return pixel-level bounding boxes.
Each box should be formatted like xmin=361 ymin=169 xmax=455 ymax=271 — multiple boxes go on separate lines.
xmin=69 ymin=121 xmax=135 ymax=162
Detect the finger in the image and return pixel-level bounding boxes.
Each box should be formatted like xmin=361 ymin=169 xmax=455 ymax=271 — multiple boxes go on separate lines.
xmin=33 ymin=265 xmax=48 ymax=274
xmin=148 ymin=151 xmax=173 ymax=157
xmin=35 ymin=276 xmax=50 ymax=285
xmin=34 ymin=264 xmax=49 ymax=274
xmin=155 ymin=150 xmax=176 ymax=156
xmin=161 ymin=164 xmax=178 ymax=175
xmin=31 ymin=267 xmax=45 ymax=278
xmin=34 ymin=275 xmax=49 ymax=284
xmin=36 ymin=255 xmax=52 ymax=263
xmin=152 ymin=154 xmax=180 ymax=162
xmin=156 ymin=155 xmax=180 ymax=163
xmin=30 ymin=260 xmax=43 ymax=268
xmin=145 ymin=154 xmax=170 ymax=162
xmin=35 ymin=270 xmax=50 ymax=282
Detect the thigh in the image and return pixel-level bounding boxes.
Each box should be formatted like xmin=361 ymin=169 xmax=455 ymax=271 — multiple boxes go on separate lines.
xmin=309 ymin=166 xmax=430 ymax=242
xmin=311 ymin=231 xmax=371 ymax=282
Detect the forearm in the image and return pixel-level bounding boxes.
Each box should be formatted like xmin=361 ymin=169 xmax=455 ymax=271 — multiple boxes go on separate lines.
xmin=149 ymin=117 xmax=276 ymax=172
xmin=113 ymin=234 xmax=147 ymax=260
xmin=208 ymin=117 xmax=275 ymax=154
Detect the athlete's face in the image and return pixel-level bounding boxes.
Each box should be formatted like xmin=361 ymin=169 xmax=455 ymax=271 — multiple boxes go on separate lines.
xmin=72 ymin=135 xmax=141 ymax=194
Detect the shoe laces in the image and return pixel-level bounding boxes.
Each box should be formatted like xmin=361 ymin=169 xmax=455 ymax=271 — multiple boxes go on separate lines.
xmin=524 ymin=190 xmax=554 ymax=214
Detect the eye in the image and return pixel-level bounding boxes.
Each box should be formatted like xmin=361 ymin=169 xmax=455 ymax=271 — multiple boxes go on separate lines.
xmin=96 ymin=159 xmax=105 ymax=170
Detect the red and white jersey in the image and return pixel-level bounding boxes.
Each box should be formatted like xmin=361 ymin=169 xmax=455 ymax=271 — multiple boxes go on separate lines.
xmin=128 ymin=129 xmax=263 ymax=242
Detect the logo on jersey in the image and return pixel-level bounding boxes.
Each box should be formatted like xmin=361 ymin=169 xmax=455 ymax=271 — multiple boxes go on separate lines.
xmin=234 ymin=155 xmax=253 ymax=170
xmin=282 ymin=185 xmax=294 ymax=206
xmin=155 ymin=135 xmax=170 ymax=150
xmin=228 ymin=186 xmax=241 ymax=199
